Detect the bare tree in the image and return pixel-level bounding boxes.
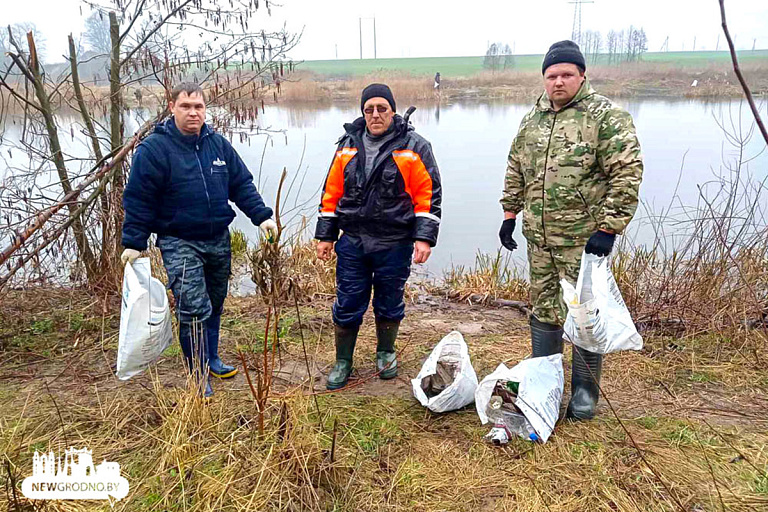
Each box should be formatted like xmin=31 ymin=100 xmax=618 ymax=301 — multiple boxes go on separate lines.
xmin=0 ymin=1 xmax=300 ymax=289
xmin=82 ymin=11 xmax=111 ymax=55
xmin=606 ymin=30 xmax=617 ymax=64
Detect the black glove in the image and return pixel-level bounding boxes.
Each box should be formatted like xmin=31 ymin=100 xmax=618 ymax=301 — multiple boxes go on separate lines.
xmin=498 ymin=218 xmax=518 ymax=251
xmin=585 ymin=230 xmax=616 ymax=257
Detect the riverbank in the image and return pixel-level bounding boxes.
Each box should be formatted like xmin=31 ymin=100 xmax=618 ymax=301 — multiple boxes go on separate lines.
xmin=278 ymin=61 xmax=768 ymax=105
xmin=1 ymin=285 xmax=767 ymax=511
xmin=6 ymin=59 xmax=762 ymax=117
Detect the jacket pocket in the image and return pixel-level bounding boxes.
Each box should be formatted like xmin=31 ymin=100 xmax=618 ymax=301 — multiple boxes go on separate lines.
xmin=576 ymin=188 xmax=598 ymax=223
xmin=209 ymin=164 xmax=229 ymax=199
xmin=380 ymin=166 xmax=400 ymax=198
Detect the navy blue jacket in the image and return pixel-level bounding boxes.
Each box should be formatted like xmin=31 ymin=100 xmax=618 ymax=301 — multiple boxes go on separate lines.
xmin=122 ymin=118 xmax=273 ymax=251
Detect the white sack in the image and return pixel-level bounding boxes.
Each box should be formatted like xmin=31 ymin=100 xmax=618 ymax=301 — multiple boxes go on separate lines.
xmin=116 ymin=258 xmax=173 ymax=380
xmin=560 ymin=252 xmax=643 ymax=354
xmin=411 ymin=331 xmax=479 ymax=413
xmin=475 ymin=355 xmax=564 ymax=443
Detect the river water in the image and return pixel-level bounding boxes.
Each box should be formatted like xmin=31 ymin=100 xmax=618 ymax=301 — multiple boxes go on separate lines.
xmin=2 ymin=97 xmax=767 ymax=279
xmin=225 ymin=98 xmax=768 ymax=276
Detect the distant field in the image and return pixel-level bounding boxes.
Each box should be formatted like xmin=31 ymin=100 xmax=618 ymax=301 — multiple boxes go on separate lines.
xmin=298 ymin=50 xmax=768 ymax=77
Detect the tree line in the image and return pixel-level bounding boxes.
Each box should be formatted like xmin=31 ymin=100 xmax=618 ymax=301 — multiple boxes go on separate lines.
xmin=483 ymin=26 xmax=649 ymax=71
xmin=0 ymin=0 xmax=299 ymax=290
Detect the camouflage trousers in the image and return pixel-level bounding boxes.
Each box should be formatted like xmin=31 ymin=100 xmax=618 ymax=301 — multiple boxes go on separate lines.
xmin=527 ymin=241 xmax=584 ymax=326
xmin=157 ymin=229 xmax=231 ymax=324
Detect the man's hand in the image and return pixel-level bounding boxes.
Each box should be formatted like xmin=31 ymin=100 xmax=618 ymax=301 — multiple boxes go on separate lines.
xmin=413 ymin=241 xmax=431 ymax=264
xmin=317 ymin=241 xmax=334 ymax=261
xmin=259 ymin=219 xmax=278 ymax=242
xmin=121 ymin=248 xmax=140 ymax=266
xmin=498 ymin=218 xmax=518 ymax=251
xmin=584 ymin=230 xmax=616 ymax=257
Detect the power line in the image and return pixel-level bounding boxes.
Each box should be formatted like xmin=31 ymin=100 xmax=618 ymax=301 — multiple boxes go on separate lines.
xmin=568 ymin=0 xmax=594 ymax=45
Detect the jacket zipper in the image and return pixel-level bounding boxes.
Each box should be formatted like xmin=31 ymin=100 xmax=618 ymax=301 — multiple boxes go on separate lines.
xmin=361 ymin=132 xmax=407 ymax=200
xmin=540 ymin=111 xmax=557 ymax=247
xmin=195 ymin=142 xmax=213 ymax=237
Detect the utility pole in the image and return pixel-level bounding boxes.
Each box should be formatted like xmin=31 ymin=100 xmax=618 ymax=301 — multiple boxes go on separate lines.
xmin=716 ymin=33 xmax=720 ymax=51
xmin=335 ymin=43 xmax=338 ymax=59
xmin=568 ymin=0 xmax=593 ymax=45
xmin=753 ymin=38 xmax=757 ymax=51
xmin=373 ymin=17 xmax=377 ymax=59
xmin=693 ymin=36 xmax=696 ymax=51
xmin=660 ymin=36 xmax=669 ymax=52
xmin=359 ymin=18 xmax=363 ymax=59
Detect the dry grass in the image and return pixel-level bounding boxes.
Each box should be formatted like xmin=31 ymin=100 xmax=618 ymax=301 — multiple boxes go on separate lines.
xmin=1 ymin=287 xmax=768 ymax=511
xmin=438 ymin=250 xmax=529 ymax=303
xmin=277 ymin=61 xmax=768 ymax=106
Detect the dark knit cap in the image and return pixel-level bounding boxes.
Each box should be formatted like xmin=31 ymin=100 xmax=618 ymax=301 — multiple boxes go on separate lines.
xmin=360 ymin=83 xmax=396 ymax=113
xmin=542 ymin=40 xmax=586 ymax=75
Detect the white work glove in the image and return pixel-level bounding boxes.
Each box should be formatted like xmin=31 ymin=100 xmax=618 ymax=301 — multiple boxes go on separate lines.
xmin=259 ymin=218 xmax=278 ymax=242
xmin=121 ymin=248 xmax=140 ymax=265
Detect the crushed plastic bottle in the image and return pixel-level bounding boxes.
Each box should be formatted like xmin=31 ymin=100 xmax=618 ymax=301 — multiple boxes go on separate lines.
xmin=485 ymin=395 xmax=538 ymax=442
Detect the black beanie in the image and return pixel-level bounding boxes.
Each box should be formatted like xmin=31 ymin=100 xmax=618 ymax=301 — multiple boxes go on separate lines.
xmin=360 ymin=83 xmax=396 ymax=113
xmin=542 ymin=40 xmax=586 ymax=75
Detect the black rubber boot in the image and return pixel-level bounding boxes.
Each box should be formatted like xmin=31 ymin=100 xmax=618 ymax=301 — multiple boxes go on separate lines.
xmin=326 ymin=325 xmax=359 ymax=390
xmin=375 ymin=318 xmax=399 ymax=380
xmin=566 ymin=344 xmax=603 ymax=420
xmin=530 ymin=315 xmax=564 ymax=357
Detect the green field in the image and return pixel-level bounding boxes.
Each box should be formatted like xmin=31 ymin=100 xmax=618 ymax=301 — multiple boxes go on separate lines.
xmin=298 ymin=50 xmax=768 ymax=77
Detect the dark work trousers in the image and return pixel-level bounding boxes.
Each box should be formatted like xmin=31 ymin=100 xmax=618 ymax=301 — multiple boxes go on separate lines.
xmin=332 ymin=235 xmax=414 ymax=328
xmin=157 ymin=229 xmax=231 ymax=373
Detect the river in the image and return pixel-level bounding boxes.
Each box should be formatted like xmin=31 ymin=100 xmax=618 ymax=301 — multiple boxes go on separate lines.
xmin=2 ymin=97 xmax=767 ymax=280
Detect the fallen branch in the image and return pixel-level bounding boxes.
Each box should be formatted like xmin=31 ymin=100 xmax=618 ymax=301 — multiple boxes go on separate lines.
xmin=0 ymin=113 xmax=165 ymax=269
xmin=428 ymin=287 xmax=531 ymax=315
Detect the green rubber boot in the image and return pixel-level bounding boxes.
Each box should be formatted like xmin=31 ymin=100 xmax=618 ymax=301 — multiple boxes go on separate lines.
xmin=326 ymin=325 xmax=358 ymax=390
xmin=375 ymin=318 xmax=399 ymax=380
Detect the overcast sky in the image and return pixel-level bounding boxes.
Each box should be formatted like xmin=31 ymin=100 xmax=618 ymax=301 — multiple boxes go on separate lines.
xmin=4 ymin=0 xmax=768 ymax=63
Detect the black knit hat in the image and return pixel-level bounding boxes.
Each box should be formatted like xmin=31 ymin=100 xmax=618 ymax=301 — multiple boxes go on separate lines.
xmin=542 ymin=40 xmax=586 ymax=75
xmin=360 ymin=83 xmax=396 ymax=113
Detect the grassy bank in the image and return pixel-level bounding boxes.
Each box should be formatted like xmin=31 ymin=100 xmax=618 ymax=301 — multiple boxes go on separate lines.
xmin=1 ymin=283 xmax=767 ymax=511
xmin=279 ymin=60 xmax=768 ymax=106
xmin=299 ymin=50 xmax=768 ymax=77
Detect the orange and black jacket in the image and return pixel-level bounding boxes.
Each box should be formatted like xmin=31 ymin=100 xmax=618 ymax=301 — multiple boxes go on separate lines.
xmin=315 ymin=113 xmax=442 ymax=248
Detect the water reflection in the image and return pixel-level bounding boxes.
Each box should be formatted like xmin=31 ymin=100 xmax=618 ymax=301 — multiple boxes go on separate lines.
xmin=3 ymin=98 xmax=766 ymax=279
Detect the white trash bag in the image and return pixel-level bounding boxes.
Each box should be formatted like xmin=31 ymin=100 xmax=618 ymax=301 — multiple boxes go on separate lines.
xmin=116 ymin=257 xmax=173 ymax=380
xmin=411 ymin=331 xmax=479 ymax=413
xmin=560 ymin=252 xmax=643 ymax=354
xmin=475 ymin=355 xmax=564 ymax=443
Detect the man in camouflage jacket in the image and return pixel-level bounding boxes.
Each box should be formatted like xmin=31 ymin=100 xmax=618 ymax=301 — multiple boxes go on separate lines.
xmin=499 ymin=40 xmax=643 ymax=420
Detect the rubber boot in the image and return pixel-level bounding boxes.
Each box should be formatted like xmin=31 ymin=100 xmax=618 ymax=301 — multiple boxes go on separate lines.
xmin=375 ymin=318 xmax=399 ymax=380
xmin=179 ymin=320 xmax=213 ymax=398
xmin=566 ymin=344 xmax=603 ymax=420
xmin=530 ymin=315 xmax=564 ymax=357
xmin=207 ymin=312 xmax=237 ymax=379
xmin=326 ymin=325 xmax=359 ymax=390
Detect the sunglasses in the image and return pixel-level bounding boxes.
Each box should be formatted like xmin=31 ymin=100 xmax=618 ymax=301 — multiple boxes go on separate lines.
xmin=364 ymin=105 xmax=390 ymax=115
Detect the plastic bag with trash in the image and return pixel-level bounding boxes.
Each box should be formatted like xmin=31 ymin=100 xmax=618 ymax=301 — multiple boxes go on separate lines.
xmin=560 ymin=252 xmax=643 ymax=354
xmin=411 ymin=331 xmax=479 ymax=413
xmin=475 ymin=354 xmax=564 ymax=444
xmin=116 ymin=258 xmax=173 ymax=380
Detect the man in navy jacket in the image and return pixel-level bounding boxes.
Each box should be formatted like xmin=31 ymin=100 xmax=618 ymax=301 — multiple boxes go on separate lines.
xmin=121 ymin=82 xmax=277 ymax=397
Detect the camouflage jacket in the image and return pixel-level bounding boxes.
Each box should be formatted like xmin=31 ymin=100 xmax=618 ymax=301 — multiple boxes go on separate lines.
xmin=500 ymin=80 xmax=643 ymax=247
